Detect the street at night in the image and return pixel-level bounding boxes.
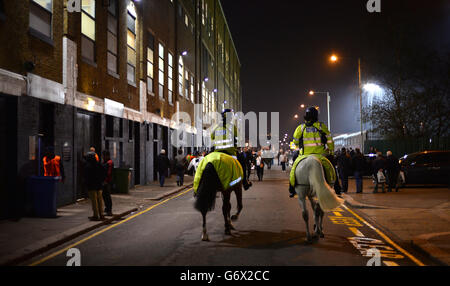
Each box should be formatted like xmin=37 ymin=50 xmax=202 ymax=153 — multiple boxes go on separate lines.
xmin=16 ymin=166 xmax=438 ymax=267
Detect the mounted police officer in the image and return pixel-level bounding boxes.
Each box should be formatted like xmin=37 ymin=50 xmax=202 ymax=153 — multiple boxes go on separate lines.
xmin=211 ymin=109 xmax=252 ymax=190
xmin=289 ymin=107 xmax=335 ymax=197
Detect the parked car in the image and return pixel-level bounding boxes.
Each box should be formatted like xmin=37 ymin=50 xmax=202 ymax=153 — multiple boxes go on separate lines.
xmin=399 ymin=150 xmax=450 ymax=185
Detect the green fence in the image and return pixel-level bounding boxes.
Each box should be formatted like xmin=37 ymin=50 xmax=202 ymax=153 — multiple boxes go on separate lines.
xmin=364 ymin=137 xmax=450 ymax=157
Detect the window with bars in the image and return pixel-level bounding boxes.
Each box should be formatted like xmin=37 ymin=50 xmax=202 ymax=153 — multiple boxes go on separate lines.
xmin=81 ymin=0 xmax=96 ymax=63
xmin=168 ymin=52 xmax=174 ymax=104
xmin=127 ymin=3 xmax=137 ymax=83
xmin=158 ymin=43 xmax=165 ymax=100
xmin=29 ymin=0 xmax=53 ymax=40
xmin=107 ymin=0 xmax=118 ymax=74
xmin=147 ymin=33 xmax=155 ymax=94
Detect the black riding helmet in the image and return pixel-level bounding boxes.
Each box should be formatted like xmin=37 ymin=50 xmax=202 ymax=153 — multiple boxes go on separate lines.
xmin=304 ymin=107 xmax=319 ymax=122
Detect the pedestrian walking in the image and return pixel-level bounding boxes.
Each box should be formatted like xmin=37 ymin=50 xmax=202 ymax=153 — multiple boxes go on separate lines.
xmin=102 ymin=150 xmax=114 ymax=216
xmin=156 ymin=149 xmax=170 ymax=187
xmin=372 ymin=152 xmax=387 ymax=193
xmin=352 ymin=148 xmax=366 ymax=193
xmin=337 ymin=147 xmax=352 ymax=193
xmin=175 ymin=149 xmax=187 ymax=186
xmin=280 ymin=151 xmax=287 ymax=172
xmin=386 ymin=150 xmax=400 ymax=192
xmin=256 ymin=152 xmax=264 ymax=181
xmin=84 ymin=150 xmax=106 ymax=221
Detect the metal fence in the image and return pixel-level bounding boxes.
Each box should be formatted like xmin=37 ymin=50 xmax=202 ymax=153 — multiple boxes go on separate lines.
xmin=364 ymin=137 xmax=450 ymax=157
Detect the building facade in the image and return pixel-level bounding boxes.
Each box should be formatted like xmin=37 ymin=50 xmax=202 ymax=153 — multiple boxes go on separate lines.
xmin=0 ymin=0 xmax=241 ymax=218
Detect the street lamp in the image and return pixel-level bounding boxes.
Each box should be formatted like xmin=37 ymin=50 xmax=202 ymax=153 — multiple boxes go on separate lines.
xmin=300 ymin=104 xmax=305 ymax=109
xmin=308 ymin=90 xmax=331 ymax=131
xmin=329 ymin=54 xmax=364 ymax=152
xmin=294 ymin=114 xmax=299 ymax=119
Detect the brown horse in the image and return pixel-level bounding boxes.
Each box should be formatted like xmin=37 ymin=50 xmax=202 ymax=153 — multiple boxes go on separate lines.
xmin=194 ymin=162 xmax=243 ymax=241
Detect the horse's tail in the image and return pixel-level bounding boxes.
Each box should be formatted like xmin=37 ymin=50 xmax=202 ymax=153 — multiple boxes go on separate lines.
xmin=303 ymin=156 xmax=344 ymax=211
xmin=194 ymin=163 xmax=222 ymax=213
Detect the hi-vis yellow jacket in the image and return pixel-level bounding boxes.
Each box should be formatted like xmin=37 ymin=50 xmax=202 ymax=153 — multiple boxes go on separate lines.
xmin=194 ymin=151 xmax=243 ymax=194
xmin=210 ymin=123 xmax=239 ymax=156
xmin=292 ymin=121 xmax=334 ymax=155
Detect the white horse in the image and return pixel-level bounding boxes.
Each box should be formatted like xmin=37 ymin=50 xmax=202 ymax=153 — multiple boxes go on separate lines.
xmin=294 ymin=155 xmax=344 ymax=242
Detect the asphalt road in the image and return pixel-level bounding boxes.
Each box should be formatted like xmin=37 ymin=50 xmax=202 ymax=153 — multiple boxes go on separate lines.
xmin=25 ymin=169 xmax=431 ymax=267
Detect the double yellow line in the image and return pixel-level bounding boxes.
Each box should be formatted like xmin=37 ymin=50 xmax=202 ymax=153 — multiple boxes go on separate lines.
xmin=29 ymin=188 xmax=193 ymax=266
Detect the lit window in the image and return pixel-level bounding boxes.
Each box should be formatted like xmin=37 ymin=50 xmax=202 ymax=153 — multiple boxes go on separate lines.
xmin=81 ymin=0 xmax=95 ymax=62
xmin=190 ymin=74 xmax=194 ymax=102
xmin=29 ymin=0 xmax=53 ymax=39
xmin=185 ymin=70 xmax=189 ymax=98
xmin=184 ymin=15 xmax=189 ymax=27
xmin=158 ymin=43 xmax=165 ymax=99
xmin=178 ymin=56 xmax=184 ymax=97
xmin=147 ymin=33 xmax=155 ymax=94
xmin=107 ymin=0 xmax=118 ymax=74
xmin=127 ymin=4 xmax=136 ymax=83
xmin=168 ymin=52 xmax=174 ymax=104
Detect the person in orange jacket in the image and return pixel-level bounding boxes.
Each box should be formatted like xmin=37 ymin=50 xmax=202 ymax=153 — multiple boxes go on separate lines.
xmin=43 ymin=147 xmax=65 ymax=182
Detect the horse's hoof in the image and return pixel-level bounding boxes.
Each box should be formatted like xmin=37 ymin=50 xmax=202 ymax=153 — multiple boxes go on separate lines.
xmin=231 ymin=215 xmax=239 ymax=221
xmin=320 ymin=233 xmax=325 ymax=238
xmin=201 ymin=234 xmax=209 ymax=241
xmin=225 ymin=229 xmax=232 ymax=235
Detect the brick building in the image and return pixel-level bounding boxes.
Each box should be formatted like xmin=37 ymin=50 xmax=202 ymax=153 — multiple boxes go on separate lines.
xmin=0 ymin=0 xmax=241 ymax=219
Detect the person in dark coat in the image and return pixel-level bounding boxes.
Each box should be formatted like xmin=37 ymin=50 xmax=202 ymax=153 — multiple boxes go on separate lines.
xmin=337 ymin=148 xmax=352 ymax=193
xmin=102 ymin=150 xmax=114 ymax=216
xmin=385 ymin=150 xmax=400 ymax=192
xmin=84 ymin=151 xmax=106 ymax=221
xmin=156 ymin=149 xmax=170 ymax=187
xmin=175 ymin=149 xmax=187 ymax=186
xmin=326 ymin=153 xmax=342 ymax=196
xmin=352 ymin=148 xmax=366 ymax=193
xmin=372 ymin=152 xmax=387 ymax=193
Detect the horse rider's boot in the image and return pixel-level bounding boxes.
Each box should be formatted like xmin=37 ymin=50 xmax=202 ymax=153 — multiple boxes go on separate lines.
xmin=289 ymin=185 xmax=296 ymax=198
xmin=243 ymin=180 xmax=252 ymax=191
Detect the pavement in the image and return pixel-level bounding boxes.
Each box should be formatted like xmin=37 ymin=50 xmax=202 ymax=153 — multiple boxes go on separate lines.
xmin=0 ymin=175 xmax=193 ymax=266
xmin=340 ymin=177 xmax=450 ymax=266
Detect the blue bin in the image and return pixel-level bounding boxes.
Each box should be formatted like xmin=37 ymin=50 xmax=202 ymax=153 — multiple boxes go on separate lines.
xmin=28 ymin=176 xmax=59 ymax=218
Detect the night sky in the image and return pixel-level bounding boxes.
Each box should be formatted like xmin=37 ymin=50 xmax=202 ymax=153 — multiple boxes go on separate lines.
xmin=220 ymin=0 xmax=450 ymax=141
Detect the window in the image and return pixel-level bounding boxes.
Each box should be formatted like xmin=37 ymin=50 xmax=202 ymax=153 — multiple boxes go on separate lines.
xmin=81 ymin=0 xmax=96 ymax=62
xmin=202 ymin=82 xmax=207 ymax=113
xmin=29 ymin=0 xmax=53 ymax=40
xmin=168 ymin=52 xmax=174 ymax=104
xmin=147 ymin=33 xmax=155 ymax=94
xmin=158 ymin=43 xmax=165 ymax=99
xmin=178 ymin=56 xmax=184 ymax=97
xmin=127 ymin=2 xmax=137 ymax=83
xmin=185 ymin=70 xmax=189 ymax=98
xmin=107 ymin=0 xmax=118 ymax=74
xmin=190 ymin=74 xmax=194 ymax=102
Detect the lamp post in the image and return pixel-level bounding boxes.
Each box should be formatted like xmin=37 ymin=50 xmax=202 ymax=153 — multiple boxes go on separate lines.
xmin=308 ymin=90 xmax=331 ymax=131
xmin=329 ymin=54 xmax=364 ymax=152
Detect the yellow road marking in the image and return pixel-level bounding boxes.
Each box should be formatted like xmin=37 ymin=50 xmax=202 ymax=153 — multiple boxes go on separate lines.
xmin=333 ymin=211 xmax=342 ymax=217
xmin=342 ymin=204 xmax=425 ymax=266
xmin=29 ymin=188 xmax=194 ymax=266
xmin=348 ymin=227 xmax=364 ymax=237
xmin=329 ymin=216 xmax=363 ymax=227
xmin=383 ymin=261 xmax=399 ymax=266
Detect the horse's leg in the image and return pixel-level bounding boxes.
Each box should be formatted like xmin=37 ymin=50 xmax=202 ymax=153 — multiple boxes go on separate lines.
xmin=297 ymin=186 xmax=312 ymax=242
xmin=222 ymin=191 xmax=232 ymax=235
xmin=231 ymin=185 xmax=243 ymax=221
xmin=309 ymin=198 xmax=320 ymax=240
xmin=201 ymin=211 xmax=209 ymax=241
xmin=318 ymin=204 xmax=325 ymax=238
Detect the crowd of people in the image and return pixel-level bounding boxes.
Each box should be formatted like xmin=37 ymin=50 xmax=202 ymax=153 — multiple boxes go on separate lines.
xmin=331 ymin=147 xmax=401 ymax=194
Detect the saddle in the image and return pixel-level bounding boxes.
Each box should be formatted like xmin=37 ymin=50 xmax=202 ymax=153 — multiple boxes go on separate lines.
xmin=290 ymin=154 xmax=336 ymax=187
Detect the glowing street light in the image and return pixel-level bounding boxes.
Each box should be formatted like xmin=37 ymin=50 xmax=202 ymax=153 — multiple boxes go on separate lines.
xmin=330 ymin=54 xmax=338 ymax=63
xmin=294 ymin=114 xmax=299 ymax=119
xmin=300 ymin=104 xmax=305 ymax=108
